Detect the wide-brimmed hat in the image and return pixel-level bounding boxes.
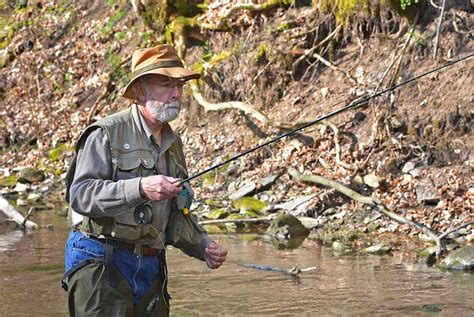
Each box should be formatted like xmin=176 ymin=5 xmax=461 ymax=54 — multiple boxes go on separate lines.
xmin=120 ymin=44 xmax=200 ymax=99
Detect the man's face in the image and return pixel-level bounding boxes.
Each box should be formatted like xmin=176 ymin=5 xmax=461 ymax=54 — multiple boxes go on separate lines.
xmin=139 ymin=75 xmax=185 ymax=123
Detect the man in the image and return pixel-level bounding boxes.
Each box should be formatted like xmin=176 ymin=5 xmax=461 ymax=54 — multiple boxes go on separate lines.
xmin=63 ymin=44 xmax=227 ymax=316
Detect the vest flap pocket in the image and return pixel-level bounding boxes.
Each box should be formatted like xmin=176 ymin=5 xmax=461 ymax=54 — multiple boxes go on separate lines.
xmin=113 ymin=151 xmax=156 ymax=171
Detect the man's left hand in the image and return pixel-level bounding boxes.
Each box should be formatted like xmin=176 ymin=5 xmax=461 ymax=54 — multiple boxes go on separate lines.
xmin=204 ymin=242 xmax=227 ymax=269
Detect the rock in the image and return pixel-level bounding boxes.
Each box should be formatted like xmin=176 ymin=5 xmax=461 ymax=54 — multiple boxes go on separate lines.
xmin=27 ymin=193 xmax=41 ymax=201
xmin=16 ymin=198 xmax=28 ymax=206
xmin=363 ymin=243 xmax=392 ymax=255
xmin=402 ymin=160 xmax=426 ymax=177
xmin=440 ymin=245 xmax=474 ymax=271
xmin=267 ymin=213 xmax=310 ymax=240
xmin=259 ymin=173 xmax=281 ymax=190
xmin=422 ymin=304 xmax=442 ymax=313
xmin=18 ymin=167 xmax=45 ymax=183
xmin=229 ymin=182 xmax=256 ymax=200
xmin=14 ymin=183 xmax=28 ymax=193
xmin=363 ymin=172 xmax=380 ymax=188
xmin=298 ymin=216 xmax=323 ymax=230
xmin=414 ymin=178 xmax=440 ymax=205
xmin=332 ymin=241 xmax=351 ymax=253
xmin=205 ymin=208 xmax=228 ymax=220
xmin=232 ymin=197 xmax=268 ymax=214
xmin=274 ymin=194 xmax=316 ymax=211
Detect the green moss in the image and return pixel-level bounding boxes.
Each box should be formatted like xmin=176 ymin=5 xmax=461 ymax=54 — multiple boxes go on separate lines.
xmin=242 ymin=234 xmax=259 ymax=241
xmin=277 ymin=21 xmax=289 ymax=32
xmin=202 ymin=170 xmax=216 ymax=188
xmin=48 ymin=143 xmax=72 ymax=162
xmin=206 ymin=208 xmax=228 ymax=220
xmin=254 ymin=42 xmax=269 ymax=64
xmin=0 ymin=175 xmax=18 ymax=187
xmin=203 ymin=224 xmax=226 ymax=234
xmin=165 ymin=16 xmax=198 ymax=45
xmin=232 ymin=197 xmax=268 ymax=214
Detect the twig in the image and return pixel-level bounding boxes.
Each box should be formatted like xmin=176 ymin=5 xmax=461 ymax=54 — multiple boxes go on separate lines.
xmin=292 ymin=24 xmax=342 ymax=72
xmin=312 ymin=51 xmax=356 ymax=83
xmin=0 ymin=196 xmax=39 ymax=230
xmin=198 ymin=217 xmax=272 ymax=225
xmin=433 ymin=0 xmax=446 ymax=59
xmin=326 ymin=122 xmax=354 ymax=171
xmin=21 ymin=207 xmax=34 ymax=231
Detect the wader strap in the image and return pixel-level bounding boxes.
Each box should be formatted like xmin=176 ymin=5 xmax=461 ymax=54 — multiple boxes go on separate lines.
xmin=61 ymin=258 xmax=98 ymax=292
xmin=105 ymin=241 xmax=117 ymax=288
xmin=158 ymin=250 xmax=171 ymax=300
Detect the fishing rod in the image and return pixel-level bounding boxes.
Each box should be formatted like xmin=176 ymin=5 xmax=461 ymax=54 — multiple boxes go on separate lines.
xmin=180 ymin=52 xmax=473 ymax=186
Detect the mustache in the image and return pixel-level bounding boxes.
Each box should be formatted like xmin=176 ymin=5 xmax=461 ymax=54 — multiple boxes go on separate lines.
xmin=164 ymin=100 xmax=180 ymax=108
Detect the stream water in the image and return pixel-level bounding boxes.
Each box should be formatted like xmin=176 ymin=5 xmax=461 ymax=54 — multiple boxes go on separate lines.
xmin=0 ymin=211 xmax=473 ymax=316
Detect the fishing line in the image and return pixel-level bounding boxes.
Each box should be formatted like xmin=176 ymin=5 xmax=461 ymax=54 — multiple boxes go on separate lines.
xmin=180 ymin=52 xmax=473 ymax=185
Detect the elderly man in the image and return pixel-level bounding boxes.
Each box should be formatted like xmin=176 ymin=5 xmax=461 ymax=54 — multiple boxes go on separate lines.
xmin=63 ymin=45 xmax=227 ymax=316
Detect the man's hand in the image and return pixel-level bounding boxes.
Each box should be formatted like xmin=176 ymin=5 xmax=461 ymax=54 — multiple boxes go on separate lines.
xmin=204 ymin=242 xmax=228 ymax=269
xmin=140 ymin=175 xmax=182 ymax=202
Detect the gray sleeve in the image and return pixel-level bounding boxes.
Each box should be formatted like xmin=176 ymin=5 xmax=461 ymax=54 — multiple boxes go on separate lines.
xmin=69 ymin=128 xmax=144 ymax=218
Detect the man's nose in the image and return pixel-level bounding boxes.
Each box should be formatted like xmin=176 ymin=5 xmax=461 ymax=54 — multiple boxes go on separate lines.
xmin=170 ymin=85 xmax=182 ymax=100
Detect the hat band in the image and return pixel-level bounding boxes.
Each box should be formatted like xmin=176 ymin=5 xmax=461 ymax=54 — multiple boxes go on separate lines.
xmin=130 ymin=60 xmax=184 ymax=79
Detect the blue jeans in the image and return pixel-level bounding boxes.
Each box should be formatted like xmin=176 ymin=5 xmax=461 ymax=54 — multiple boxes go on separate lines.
xmin=65 ymin=230 xmax=162 ymax=304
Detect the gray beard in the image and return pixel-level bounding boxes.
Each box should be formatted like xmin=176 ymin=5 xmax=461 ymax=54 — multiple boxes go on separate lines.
xmin=145 ymin=100 xmax=181 ymax=123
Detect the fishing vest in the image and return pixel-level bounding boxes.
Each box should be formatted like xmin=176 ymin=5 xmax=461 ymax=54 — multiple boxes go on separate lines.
xmin=66 ymin=106 xmax=200 ymax=248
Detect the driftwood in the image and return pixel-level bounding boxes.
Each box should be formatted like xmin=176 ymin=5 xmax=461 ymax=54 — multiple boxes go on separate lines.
xmin=0 ymin=196 xmax=39 ymax=230
xmin=288 ymin=168 xmax=473 ymax=258
xmin=238 ymin=262 xmax=316 ymax=277
xmin=198 ymin=217 xmax=272 ymax=226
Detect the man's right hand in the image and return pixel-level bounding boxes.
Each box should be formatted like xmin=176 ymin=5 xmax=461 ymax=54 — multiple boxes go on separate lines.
xmin=140 ymin=175 xmax=182 ymax=202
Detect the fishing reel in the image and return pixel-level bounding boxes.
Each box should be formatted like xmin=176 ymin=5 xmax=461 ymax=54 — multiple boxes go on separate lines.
xmin=176 ymin=187 xmax=192 ymax=215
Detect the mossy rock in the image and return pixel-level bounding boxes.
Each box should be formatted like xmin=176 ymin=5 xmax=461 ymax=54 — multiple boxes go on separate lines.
xmin=0 ymin=175 xmax=18 ymax=187
xmin=417 ymin=245 xmax=437 ymax=258
xmin=202 ymin=171 xmax=216 ymax=188
xmin=204 ymin=198 xmax=224 ymax=208
xmin=332 ymin=241 xmax=352 ymax=254
xmin=439 ymin=245 xmax=474 ymax=271
xmin=232 ymin=197 xmax=268 ymax=214
xmin=267 ymin=213 xmax=309 ymax=239
xmin=228 ymin=213 xmax=244 ymax=220
xmin=362 ymin=243 xmax=392 ymax=255
xmin=18 ymin=167 xmax=45 ymax=183
xmin=203 ymin=224 xmax=226 ymax=234
xmin=205 ymin=208 xmax=228 ymax=220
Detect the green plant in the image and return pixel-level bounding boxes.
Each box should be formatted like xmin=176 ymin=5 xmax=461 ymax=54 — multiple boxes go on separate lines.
xmin=400 ymin=0 xmax=419 ymax=10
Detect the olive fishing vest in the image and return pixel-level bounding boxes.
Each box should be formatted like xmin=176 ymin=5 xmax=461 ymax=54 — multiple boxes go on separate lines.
xmin=66 ymin=106 xmax=202 ymax=249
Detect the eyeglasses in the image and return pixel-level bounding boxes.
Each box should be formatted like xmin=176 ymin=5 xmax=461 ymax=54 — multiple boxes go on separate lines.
xmin=142 ymin=79 xmax=187 ymax=89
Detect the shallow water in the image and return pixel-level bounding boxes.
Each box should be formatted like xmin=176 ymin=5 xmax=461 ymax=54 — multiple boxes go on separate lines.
xmin=0 ymin=214 xmax=473 ymax=316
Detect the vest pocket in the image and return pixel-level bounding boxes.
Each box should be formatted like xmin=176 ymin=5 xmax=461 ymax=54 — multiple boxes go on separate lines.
xmin=113 ymin=151 xmax=156 ymax=227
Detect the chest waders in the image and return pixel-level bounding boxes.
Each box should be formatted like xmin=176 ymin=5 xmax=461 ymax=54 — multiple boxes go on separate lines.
xmin=62 ymin=106 xmax=199 ymax=315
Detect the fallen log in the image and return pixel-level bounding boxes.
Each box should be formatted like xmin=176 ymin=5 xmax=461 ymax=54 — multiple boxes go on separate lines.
xmin=0 ymin=196 xmax=39 ymax=230
xmin=288 ymin=168 xmax=473 ymax=258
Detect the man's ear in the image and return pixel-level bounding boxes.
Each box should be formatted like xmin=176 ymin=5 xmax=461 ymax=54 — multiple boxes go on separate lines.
xmin=133 ymin=81 xmax=146 ymax=103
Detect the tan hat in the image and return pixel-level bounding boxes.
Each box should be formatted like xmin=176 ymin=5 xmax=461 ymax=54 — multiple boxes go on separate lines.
xmin=120 ymin=44 xmax=200 ymax=99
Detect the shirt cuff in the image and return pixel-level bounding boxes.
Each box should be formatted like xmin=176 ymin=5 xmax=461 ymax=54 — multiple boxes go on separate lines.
xmin=123 ymin=177 xmax=144 ymax=205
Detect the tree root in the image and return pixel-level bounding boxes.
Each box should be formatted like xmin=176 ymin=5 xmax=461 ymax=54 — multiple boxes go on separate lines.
xmin=190 ymin=83 xmax=313 ymax=130
xmin=288 ymin=168 xmax=473 ymax=259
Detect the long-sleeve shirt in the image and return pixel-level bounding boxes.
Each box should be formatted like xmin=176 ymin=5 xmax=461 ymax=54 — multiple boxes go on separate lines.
xmin=69 ymin=105 xmax=211 ymax=259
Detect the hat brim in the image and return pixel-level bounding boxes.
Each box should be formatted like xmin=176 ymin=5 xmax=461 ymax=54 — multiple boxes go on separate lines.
xmin=120 ymin=67 xmax=200 ymax=100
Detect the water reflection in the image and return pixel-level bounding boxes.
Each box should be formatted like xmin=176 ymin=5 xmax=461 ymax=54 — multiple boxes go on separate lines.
xmin=0 ymin=217 xmax=473 ymax=316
